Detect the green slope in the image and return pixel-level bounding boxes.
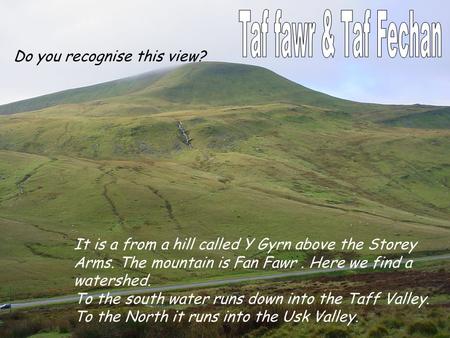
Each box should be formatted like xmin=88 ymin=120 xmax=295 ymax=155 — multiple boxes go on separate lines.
xmin=0 ymin=68 xmax=168 ymax=115
xmin=0 ymin=62 xmax=449 ymax=300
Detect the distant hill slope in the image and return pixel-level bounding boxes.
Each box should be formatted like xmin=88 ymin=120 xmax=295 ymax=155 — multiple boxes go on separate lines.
xmin=383 ymin=107 xmax=450 ymax=129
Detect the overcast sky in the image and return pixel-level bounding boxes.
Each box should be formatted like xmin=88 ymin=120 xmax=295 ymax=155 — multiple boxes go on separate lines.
xmin=1 ymin=0 xmax=449 ymax=105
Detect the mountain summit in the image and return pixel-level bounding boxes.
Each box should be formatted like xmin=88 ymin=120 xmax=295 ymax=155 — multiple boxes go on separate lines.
xmin=131 ymin=62 xmax=343 ymax=107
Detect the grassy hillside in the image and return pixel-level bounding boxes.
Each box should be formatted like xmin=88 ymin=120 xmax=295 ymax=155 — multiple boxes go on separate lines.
xmin=0 ymin=62 xmax=449 ymax=300
xmin=0 ymin=68 xmax=168 ymax=115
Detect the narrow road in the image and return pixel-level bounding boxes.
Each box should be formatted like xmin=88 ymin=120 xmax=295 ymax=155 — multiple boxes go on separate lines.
xmin=7 ymin=253 xmax=450 ymax=310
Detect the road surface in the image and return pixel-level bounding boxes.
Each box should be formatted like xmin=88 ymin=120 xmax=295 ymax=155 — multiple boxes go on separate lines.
xmin=5 ymin=253 xmax=450 ymax=310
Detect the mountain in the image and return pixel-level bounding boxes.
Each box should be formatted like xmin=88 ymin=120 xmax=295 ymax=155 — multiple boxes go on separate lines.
xmin=2 ymin=61 xmax=445 ymax=124
xmin=0 ymin=62 xmax=357 ymax=115
xmin=0 ymin=62 xmax=449 ymax=300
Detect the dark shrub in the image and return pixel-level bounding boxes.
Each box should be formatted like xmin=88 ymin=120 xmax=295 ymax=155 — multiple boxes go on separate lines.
xmin=382 ymin=318 xmax=402 ymax=329
xmin=368 ymin=325 xmax=389 ymax=338
xmin=324 ymin=327 xmax=349 ymax=338
xmin=408 ymin=320 xmax=438 ymax=336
